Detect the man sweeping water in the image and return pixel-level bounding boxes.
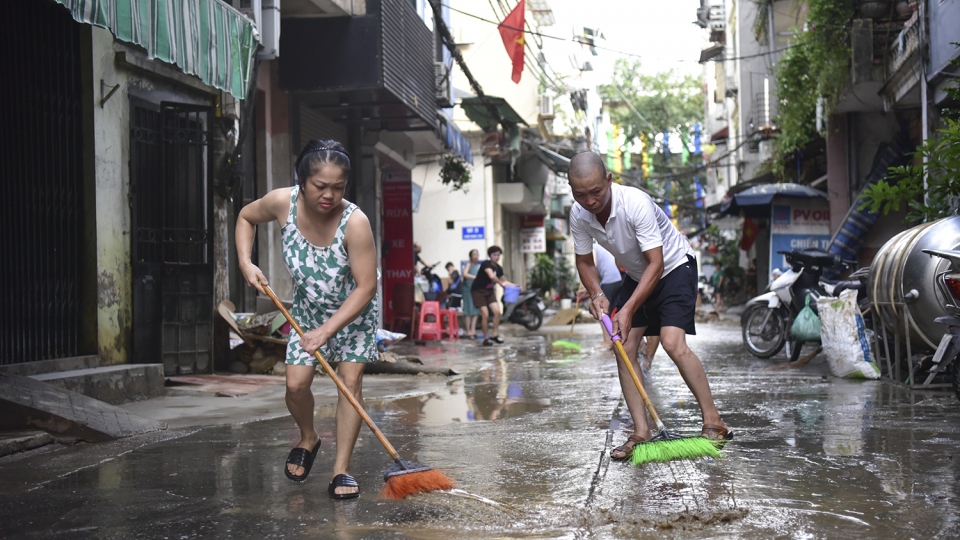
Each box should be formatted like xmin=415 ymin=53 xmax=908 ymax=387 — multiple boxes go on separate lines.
xmin=567 ymin=152 xmax=732 ymax=461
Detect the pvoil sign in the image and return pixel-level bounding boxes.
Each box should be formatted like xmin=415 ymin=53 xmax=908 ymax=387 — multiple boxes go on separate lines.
xmin=769 ymin=198 xmax=831 ymax=270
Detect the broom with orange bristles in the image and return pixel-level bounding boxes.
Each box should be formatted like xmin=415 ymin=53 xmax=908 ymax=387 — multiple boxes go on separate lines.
xmin=262 ymin=283 xmax=455 ymax=499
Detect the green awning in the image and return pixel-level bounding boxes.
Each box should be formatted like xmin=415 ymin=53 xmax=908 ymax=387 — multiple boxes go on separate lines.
xmin=53 ymin=0 xmax=258 ymax=99
xmin=459 ymin=96 xmax=528 ymax=132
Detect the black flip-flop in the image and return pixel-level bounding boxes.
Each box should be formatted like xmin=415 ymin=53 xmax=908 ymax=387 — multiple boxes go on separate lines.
xmin=284 ymin=439 xmax=321 ymax=482
xmin=328 ymin=473 xmax=361 ymax=500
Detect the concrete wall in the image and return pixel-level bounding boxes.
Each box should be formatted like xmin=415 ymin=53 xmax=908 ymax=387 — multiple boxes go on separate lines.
xmin=412 ymin=146 xmax=496 ymax=281
xmin=928 ymin=0 xmax=960 ymax=77
xmin=88 ymin=28 xmax=224 ymax=364
xmin=89 ymin=28 xmax=132 ymax=365
xmin=735 ymin=0 xmax=778 ymax=181
xmin=826 ymin=114 xmax=849 ymax=235
xmin=254 ymin=60 xmax=294 ymax=301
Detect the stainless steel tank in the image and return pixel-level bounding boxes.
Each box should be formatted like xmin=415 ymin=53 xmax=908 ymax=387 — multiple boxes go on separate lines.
xmin=869 ymin=216 xmax=960 ymax=350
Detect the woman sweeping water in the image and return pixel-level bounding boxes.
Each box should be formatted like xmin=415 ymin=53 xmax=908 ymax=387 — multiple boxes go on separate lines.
xmin=235 ymin=139 xmax=379 ymax=499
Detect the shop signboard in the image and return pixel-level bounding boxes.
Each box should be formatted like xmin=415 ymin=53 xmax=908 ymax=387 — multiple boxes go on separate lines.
xmin=382 ymin=171 xmax=413 ymax=322
xmin=520 ymin=227 xmax=546 ymax=253
xmin=769 ymin=198 xmax=831 ymax=271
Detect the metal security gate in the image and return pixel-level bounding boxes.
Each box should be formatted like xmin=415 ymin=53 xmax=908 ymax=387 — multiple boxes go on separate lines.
xmin=0 ymin=0 xmax=88 ymax=365
xmin=131 ymin=101 xmax=214 ymax=375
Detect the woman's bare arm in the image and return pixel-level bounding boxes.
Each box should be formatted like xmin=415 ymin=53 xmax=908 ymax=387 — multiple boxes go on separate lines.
xmin=236 ymin=188 xmax=290 ymax=294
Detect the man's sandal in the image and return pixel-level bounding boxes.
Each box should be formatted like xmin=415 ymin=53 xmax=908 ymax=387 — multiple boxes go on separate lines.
xmin=328 ymin=473 xmax=361 ymax=500
xmin=284 ymin=439 xmax=321 ymax=482
xmin=702 ymin=424 xmax=734 ymax=446
xmin=611 ymin=434 xmax=647 ymax=461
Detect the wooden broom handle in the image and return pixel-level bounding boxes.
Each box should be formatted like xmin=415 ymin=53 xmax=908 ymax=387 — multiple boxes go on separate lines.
xmin=261 ymin=283 xmax=400 ymax=461
xmin=601 ymin=315 xmax=665 ymax=429
xmin=568 ymin=285 xmax=583 ymax=338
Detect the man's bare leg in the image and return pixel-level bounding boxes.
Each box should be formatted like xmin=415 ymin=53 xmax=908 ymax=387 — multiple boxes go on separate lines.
xmin=331 ymin=362 xmax=365 ymax=495
xmin=640 ymin=336 xmax=660 ymax=372
xmin=659 ymin=326 xmax=723 ymax=428
xmin=611 ymin=326 xmax=652 ymax=459
xmin=285 ymin=364 xmax=319 ymax=476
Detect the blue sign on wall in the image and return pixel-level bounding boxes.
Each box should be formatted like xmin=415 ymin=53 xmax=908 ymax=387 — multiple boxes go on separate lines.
xmin=770 ymin=234 xmax=831 ymax=270
xmin=462 ymin=226 xmax=485 ymax=240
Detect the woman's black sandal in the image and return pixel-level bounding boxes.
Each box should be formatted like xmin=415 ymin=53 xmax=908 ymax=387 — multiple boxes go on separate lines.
xmin=328 ymin=473 xmax=361 ymax=500
xmin=284 ymin=439 xmax=321 ymax=482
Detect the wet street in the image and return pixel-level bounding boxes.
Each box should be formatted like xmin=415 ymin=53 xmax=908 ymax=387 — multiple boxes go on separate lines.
xmin=2 ymin=319 xmax=959 ymax=539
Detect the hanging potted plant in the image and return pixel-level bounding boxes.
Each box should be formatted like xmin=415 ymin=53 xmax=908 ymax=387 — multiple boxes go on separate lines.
xmin=439 ymin=155 xmax=472 ymax=192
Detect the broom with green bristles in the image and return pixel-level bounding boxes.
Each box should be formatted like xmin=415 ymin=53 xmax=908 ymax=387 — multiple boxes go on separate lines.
xmin=552 ymin=285 xmax=583 ymax=352
xmin=601 ymin=314 xmax=721 ymax=465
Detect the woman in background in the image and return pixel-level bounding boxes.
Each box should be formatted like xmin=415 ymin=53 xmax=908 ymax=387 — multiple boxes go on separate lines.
xmin=460 ymin=249 xmax=481 ymax=339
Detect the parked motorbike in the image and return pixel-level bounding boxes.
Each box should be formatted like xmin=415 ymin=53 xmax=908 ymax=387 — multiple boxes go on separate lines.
xmin=502 ymin=288 xmax=546 ymax=331
xmin=741 ymin=249 xmax=864 ymax=361
xmin=919 ymin=248 xmax=960 ymax=401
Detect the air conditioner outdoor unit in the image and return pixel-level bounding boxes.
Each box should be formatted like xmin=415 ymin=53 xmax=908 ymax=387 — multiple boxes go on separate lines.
xmin=435 ymin=62 xmax=452 ymax=108
xmin=539 ymin=94 xmax=554 ymax=118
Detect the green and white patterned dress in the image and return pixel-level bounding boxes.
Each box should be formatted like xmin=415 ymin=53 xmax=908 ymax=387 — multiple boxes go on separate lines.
xmin=282 ymin=186 xmax=379 ymax=365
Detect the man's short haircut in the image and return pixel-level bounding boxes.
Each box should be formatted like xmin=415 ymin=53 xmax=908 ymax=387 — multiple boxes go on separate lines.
xmin=445 ymin=262 xmax=454 ymax=269
xmin=568 ymin=151 xmax=607 ymax=181
xmin=487 ymin=245 xmax=503 ymax=256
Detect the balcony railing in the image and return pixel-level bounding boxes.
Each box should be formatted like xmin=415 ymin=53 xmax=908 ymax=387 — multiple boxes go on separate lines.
xmin=887 ymin=11 xmax=921 ymax=79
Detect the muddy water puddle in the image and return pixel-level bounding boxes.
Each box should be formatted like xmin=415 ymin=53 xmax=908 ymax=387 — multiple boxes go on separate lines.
xmin=379 ymin=359 xmax=554 ymax=426
xmin=4 ymin=323 xmax=960 ymax=538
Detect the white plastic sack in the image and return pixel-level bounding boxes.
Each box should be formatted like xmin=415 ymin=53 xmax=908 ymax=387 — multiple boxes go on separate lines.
xmin=817 ymin=289 xmax=880 ymax=379
xmin=376 ymin=329 xmax=407 ymax=351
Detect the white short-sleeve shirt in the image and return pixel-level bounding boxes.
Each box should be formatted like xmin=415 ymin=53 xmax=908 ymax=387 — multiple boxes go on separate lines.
xmin=571 ymin=183 xmax=692 ymax=282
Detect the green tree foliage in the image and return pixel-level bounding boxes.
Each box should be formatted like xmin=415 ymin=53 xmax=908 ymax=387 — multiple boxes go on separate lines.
xmin=858 ymin=126 xmax=960 ymax=222
xmin=701 ymin=225 xmax=743 ymax=280
xmin=528 ymin=254 xmax=557 ymax=294
xmin=598 ymin=59 xmax=703 ymax=147
xmin=555 ymin=256 xmax=577 ymax=299
xmin=528 ymin=254 xmax=579 ymax=300
xmin=598 ymin=59 xmax=704 ymax=222
xmin=439 ymin=155 xmax=472 ymax=192
xmin=773 ymin=0 xmax=853 ymax=164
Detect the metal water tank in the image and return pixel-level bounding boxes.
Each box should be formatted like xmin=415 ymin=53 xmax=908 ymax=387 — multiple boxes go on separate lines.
xmin=869 ymin=216 xmax=960 ymax=350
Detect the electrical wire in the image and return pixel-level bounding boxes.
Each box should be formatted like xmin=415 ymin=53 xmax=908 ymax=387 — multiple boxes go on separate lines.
xmin=444 ymin=2 xmax=809 ymax=63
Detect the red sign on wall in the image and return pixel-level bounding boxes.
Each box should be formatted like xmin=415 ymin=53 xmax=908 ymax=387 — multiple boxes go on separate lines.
xmin=381 ymin=171 xmax=413 ymax=323
xmin=520 ymin=214 xmax=545 ymax=228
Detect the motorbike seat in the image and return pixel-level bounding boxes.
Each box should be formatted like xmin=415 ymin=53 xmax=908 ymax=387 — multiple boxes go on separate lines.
xmin=830 ymin=281 xmax=863 ymax=296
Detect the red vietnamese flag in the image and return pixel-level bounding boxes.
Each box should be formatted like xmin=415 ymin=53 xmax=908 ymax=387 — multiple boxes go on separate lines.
xmin=498 ymin=0 xmax=526 ymax=83
xmin=741 ymin=217 xmax=760 ymax=251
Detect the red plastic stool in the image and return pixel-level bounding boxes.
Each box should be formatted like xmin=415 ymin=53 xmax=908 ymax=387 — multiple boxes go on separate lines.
xmin=417 ymin=301 xmax=443 ymax=341
xmin=440 ymin=309 xmax=459 ymax=341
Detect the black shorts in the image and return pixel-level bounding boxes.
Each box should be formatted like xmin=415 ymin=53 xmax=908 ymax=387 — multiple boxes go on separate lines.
xmin=613 ymin=255 xmax=697 ymax=336
xmin=600 ymin=281 xmax=622 ymax=301
xmin=471 ymin=288 xmax=497 ymax=307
